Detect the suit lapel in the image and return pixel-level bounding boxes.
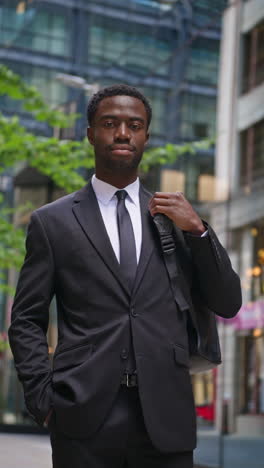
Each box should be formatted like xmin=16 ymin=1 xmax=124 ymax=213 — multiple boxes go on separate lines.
xmin=132 ymin=186 xmax=155 ymax=297
xmin=72 ymin=182 xmax=130 ymax=296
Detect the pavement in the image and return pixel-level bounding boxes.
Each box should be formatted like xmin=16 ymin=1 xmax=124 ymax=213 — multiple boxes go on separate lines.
xmin=2 ymin=431 xmax=264 ymax=468
xmin=0 ymin=433 xmax=207 ymax=468
xmin=0 ymin=433 xmax=52 ymax=468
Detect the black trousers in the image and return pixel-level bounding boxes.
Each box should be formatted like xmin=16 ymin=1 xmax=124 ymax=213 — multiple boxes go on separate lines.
xmin=50 ymin=386 xmax=193 ymax=468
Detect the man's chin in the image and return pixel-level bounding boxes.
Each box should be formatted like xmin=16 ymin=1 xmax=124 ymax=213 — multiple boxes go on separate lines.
xmin=106 ymin=157 xmax=141 ymax=172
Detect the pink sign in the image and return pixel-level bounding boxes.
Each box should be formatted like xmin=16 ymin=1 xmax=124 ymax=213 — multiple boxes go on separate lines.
xmin=219 ymin=299 xmax=264 ymax=330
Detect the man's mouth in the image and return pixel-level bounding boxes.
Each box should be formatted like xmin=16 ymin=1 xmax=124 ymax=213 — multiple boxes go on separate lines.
xmin=109 ymin=145 xmax=135 ymax=156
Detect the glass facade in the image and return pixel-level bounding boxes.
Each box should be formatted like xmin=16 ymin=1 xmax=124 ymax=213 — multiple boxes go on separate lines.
xmin=140 ymin=86 xmax=167 ymax=137
xmin=88 ymin=17 xmax=175 ymax=76
xmin=187 ymin=39 xmax=220 ymax=87
xmin=244 ymin=223 xmax=264 ymax=302
xmin=180 ymin=93 xmax=216 ymax=140
xmin=231 ymin=221 xmax=264 ymax=415
xmin=238 ymin=330 xmax=264 ymax=415
xmin=103 ymin=0 xmax=179 ymax=12
xmin=160 ymin=152 xmax=215 ymax=202
xmin=0 ymin=1 xmax=70 ymax=57
xmin=131 ymin=0 xmax=177 ymax=10
xmin=0 ymin=61 xmax=68 ymax=109
xmin=192 ymin=0 xmax=227 ymax=27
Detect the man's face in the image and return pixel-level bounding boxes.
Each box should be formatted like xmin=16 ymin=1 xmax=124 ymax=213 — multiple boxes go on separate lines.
xmin=87 ymin=95 xmax=149 ymax=176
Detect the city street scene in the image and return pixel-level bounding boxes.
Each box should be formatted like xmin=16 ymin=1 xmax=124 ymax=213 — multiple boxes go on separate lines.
xmin=0 ymin=0 xmax=264 ymax=467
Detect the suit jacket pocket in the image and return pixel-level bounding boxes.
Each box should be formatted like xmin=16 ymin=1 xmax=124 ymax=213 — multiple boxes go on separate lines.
xmin=53 ymin=341 xmax=94 ymax=372
xmin=173 ymin=345 xmax=189 ymax=368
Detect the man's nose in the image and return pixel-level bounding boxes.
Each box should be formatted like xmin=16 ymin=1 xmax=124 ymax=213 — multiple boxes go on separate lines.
xmin=114 ymin=122 xmax=131 ymax=141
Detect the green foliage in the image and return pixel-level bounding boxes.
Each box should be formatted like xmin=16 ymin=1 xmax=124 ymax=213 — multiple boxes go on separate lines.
xmin=0 ymin=114 xmax=95 ymax=192
xmin=141 ymin=139 xmax=214 ymax=172
xmin=0 ymin=65 xmax=78 ymax=128
xmin=0 ymin=194 xmax=27 ymax=281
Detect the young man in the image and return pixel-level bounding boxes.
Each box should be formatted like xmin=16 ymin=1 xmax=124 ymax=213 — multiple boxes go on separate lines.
xmin=9 ymin=85 xmax=241 ymax=468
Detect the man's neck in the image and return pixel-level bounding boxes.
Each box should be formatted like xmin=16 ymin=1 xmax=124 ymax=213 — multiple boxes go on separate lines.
xmin=95 ymin=171 xmax=138 ymax=189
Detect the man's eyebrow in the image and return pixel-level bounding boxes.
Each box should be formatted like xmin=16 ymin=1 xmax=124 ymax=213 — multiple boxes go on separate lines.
xmin=99 ymin=114 xmax=145 ymax=123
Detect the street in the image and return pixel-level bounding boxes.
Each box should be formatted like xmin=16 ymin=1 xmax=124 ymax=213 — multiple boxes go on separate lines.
xmin=0 ymin=433 xmax=52 ymax=468
xmin=0 ymin=433 xmax=207 ymax=468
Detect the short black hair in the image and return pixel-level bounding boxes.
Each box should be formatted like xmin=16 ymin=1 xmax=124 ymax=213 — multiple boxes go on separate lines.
xmin=87 ymin=84 xmax=152 ymax=128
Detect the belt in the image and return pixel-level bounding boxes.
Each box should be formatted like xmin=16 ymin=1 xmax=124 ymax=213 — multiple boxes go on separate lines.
xmin=121 ymin=373 xmax=138 ymax=387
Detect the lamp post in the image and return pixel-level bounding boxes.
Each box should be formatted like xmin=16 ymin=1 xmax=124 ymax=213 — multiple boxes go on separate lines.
xmin=56 ymin=73 xmax=99 ymax=96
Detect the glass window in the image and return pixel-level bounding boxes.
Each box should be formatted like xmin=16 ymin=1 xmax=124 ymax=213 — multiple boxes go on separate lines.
xmin=240 ymin=119 xmax=264 ymax=189
xmin=160 ymin=151 xmax=214 ymax=202
xmin=0 ymin=61 xmax=68 ymax=110
xmin=242 ymin=21 xmax=264 ymax=94
xmin=180 ymin=93 xmax=216 ymax=140
xmin=238 ymin=331 xmax=264 ymax=415
xmin=88 ymin=18 xmax=174 ymax=76
xmin=186 ymin=39 xmax=220 ymax=87
xmin=237 ymin=222 xmax=264 ymax=302
xmin=0 ymin=2 xmax=70 ymax=57
xmin=140 ymin=86 xmax=166 ymax=136
xmin=130 ymin=0 xmax=178 ymax=11
xmin=192 ymin=0 xmax=226 ymax=28
xmin=99 ymin=0 xmax=178 ymax=12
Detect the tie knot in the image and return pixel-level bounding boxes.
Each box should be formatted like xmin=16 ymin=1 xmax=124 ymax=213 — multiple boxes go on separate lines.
xmin=115 ymin=190 xmax=128 ymax=201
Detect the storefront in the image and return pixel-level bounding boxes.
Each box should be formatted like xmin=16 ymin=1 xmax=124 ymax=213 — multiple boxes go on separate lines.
xmin=236 ymin=301 xmax=264 ymax=419
xmin=192 ymin=369 xmax=216 ymax=427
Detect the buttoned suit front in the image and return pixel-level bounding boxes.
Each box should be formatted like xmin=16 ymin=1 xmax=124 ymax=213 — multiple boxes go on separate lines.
xmin=8 ymin=181 xmax=242 ymax=454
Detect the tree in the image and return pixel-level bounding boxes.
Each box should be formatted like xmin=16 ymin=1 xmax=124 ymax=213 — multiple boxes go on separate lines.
xmin=0 ymin=64 xmax=213 ymax=283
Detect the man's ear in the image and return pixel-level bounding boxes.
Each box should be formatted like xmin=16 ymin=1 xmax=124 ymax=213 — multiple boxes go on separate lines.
xmin=87 ymin=127 xmax=94 ymax=145
xmin=144 ymin=131 xmax=150 ymax=147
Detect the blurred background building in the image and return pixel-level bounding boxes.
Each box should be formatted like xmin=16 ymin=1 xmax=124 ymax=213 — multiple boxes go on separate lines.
xmin=212 ymin=0 xmax=264 ymax=438
xmin=0 ymin=0 xmax=263 ymax=466
xmin=194 ymin=0 xmax=264 ymax=466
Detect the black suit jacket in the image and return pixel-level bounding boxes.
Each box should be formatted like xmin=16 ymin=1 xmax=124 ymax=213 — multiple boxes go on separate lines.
xmin=8 ymin=182 xmax=241 ymax=452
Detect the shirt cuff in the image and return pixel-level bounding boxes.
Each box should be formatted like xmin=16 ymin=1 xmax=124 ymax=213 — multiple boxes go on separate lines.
xmin=186 ymin=229 xmax=208 ymax=238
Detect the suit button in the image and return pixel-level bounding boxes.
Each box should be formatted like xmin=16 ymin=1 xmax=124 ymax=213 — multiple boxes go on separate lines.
xmin=130 ymin=307 xmax=138 ymax=317
xmin=121 ymin=349 xmax=128 ymax=360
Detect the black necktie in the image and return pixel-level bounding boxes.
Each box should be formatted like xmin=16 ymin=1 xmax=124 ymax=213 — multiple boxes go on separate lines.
xmin=116 ymin=190 xmax=137 ymax=291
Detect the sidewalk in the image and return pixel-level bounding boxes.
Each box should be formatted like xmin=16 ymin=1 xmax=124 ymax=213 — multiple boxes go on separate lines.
xmin=0 ymin=433 xmax=205 ymax=468
xmin=195 ymin=430 xmax=264 ymax=468
xmin=0 ymin=433 xmax=52 ymax=468
xmin=2 ymin=431 xmax=264 ymax=468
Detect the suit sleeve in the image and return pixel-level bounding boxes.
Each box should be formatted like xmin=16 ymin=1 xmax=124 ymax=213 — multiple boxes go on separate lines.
xmin=8 ymin=211 xmax=55 ymax=426
xmin=185 ymin=223 xmax=242 ymax=318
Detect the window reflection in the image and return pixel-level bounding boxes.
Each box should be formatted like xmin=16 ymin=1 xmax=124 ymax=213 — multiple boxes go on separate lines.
xmin=88 ymin=20 xmax=174 ymax=77
xmin=0 ymin=2 xmax=70 ymax=57
xmin=0 ymin=61 xmax=68 ymax=109
xmin=187 ymin=39 xmax=220 ymax=87
xmin=180 ymin=93 xmax=216 ymax=140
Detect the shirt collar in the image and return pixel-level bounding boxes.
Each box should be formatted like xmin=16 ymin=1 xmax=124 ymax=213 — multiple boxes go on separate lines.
xmin=91 ymin=174 xmax=140 ymax=206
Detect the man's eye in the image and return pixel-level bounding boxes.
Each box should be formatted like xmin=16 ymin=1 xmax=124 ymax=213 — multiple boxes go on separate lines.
xmin=130 ymin=123 xmax=142 ymax=130
xmin=104 ymin=121 xmax=114 ymax=128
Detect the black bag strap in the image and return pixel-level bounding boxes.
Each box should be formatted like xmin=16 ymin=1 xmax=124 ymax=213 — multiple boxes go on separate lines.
xmin=152 ymin=214 xmax=189 ymax=313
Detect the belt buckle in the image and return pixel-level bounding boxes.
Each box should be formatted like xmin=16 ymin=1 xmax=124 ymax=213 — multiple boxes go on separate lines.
xmin=125 ymin=373 xmax=134 ymax=387
xmin=126 ymin=373 xmax=131 ymax=387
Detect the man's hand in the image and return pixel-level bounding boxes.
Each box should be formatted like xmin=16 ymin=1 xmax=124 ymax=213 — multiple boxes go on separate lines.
xmin=44 ymin=408 xmax=53 ymax=428
xmin=149 ymin=192 xmax=206 ymax=235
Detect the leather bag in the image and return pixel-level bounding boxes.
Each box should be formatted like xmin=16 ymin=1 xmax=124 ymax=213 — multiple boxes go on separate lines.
xmin=153 ymin=214 xmax=221 ymax=374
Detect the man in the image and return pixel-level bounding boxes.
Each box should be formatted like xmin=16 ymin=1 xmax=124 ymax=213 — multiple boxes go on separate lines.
xmin=9 ymin=84 xmax=241 ymax=468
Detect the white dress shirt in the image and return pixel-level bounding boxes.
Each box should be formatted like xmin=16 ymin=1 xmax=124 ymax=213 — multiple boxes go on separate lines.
xmin=92 ymin=175 xmax=142 ymax=264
